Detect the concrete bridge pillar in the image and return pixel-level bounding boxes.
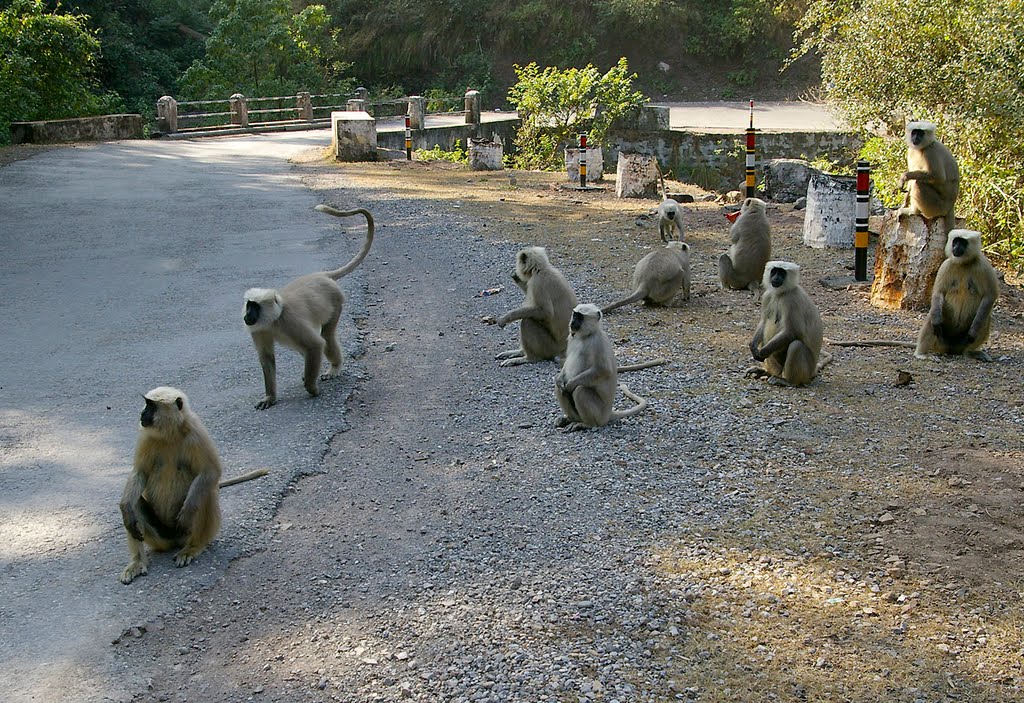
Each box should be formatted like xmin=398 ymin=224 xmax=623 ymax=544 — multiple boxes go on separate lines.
xmin=156 ymin=96 xmax=178 ymax=134
xmin=407 ymin=96 xmax=426 ymax=130
xmin=297 ymin=92 xmax=313 ymax=121
xmin=229 ymin=94 xmax=249 ymax=128
xmin=465 ymin=90 xmax=481 ymax=126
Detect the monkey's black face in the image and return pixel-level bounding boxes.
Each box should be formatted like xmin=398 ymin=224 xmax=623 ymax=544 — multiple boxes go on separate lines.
xmin=570 ymin=311 xmax=584 ymax=334
xmin=140 ymin=398 xmax=157 ymax=427
xmin=244 ymin=300 xmax=261 ymax=326
xmin=910 ymin=128 xmax=926 ymax=146
xmin=951 ymin=237 xmax=968 ymax=257
xmin=665 ymin=210 xmax=675 ymax=220
xmin=769 ymin=267 xmax=787 ymax=288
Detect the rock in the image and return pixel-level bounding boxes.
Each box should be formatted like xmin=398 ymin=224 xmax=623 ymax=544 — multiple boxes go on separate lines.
xmin=723 ymin=190 xmax=743 ymax=205
xmin=870 ymin=212 xmax=964 ymax=311
xmin=763 ymin=158 xmax=812 ymax=203
xmin=615 ymin=152 xmax=658 ymax=198
xmin=666 ymin=192 xmax=695 ymax=203
xmin=793 ymin=197 xmax=807 ymax=210
xmin=877 ymin=512 xmax=896 ymax=525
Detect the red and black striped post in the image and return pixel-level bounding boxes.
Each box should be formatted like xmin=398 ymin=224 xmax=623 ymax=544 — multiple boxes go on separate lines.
xmin=745 ymin=100 xmax=756 ymax=198
xmin=579 ymin=133 xmax=588 ymax=188
xmin=855 ymin=159 xmax=870 ymax=281
xmin=405 ymin=115 xmax=412 ymax=160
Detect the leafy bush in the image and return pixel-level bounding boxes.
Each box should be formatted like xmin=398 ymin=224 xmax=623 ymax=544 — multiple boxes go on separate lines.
xmin=0 ymin=0 xmax=116 ymax=144
xmin=795 ymin=0 xmax=1024 ymax=268
xmin=507 ymin=57 xmax=647 ymax=171
xmin=414 ymin=142 xmax=468 ymax=164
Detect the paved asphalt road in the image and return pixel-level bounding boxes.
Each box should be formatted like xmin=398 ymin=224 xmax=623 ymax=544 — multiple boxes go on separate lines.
xmin=0 ymin=101 xmax=838 ymax=702
xmin=0 ymin=129 xmax=365 ymax=702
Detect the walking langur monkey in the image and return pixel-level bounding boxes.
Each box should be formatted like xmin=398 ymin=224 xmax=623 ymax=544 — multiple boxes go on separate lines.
xmin=719 ymin=197 xmax=772 ymax=296
xmin=915 ymin=229 xmax=999 ymax=361
xmin=243 ymin=204 xmax=374 ymax=409
xmin=745 ymin=262 xmax=831 ymax=386
xmin=555 ymin=304 xmax=649 ymax=431
xmin=898 ymin=121 xmax=960 ymax=233
xmin=493 ymin=246 xmax=579 ymax=366
xmin=601 ymin=241 xmax=691 ymax=313
xmin=120 ymin=387 xmax=269 ymax=584
xmin=655 ymin=164 xmax=685 ymax=242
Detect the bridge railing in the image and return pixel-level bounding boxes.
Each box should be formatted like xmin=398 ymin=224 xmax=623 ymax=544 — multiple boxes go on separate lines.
xmin=154 ymin=89 xmax=483 ymax=136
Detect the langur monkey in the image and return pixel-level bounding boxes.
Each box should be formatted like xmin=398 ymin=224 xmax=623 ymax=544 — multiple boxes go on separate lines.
xmin=601 ymin=241 xmax=691 ymax=313
xmin=719 ymin=197 xmax=772 ymax=295
xmin=655 ymin=164 xmax=684 ymax=242
xmin=915 ymin=229 xmax=999 ymax=361
xmin=243 ymin=204 xmax=374 ymax=409
xmin=493 ymin=246 xmax=579 ymax=366
xmin=120 ymin=387 xmax=269 ymax=584
xmin=554 ymin=304 xmax=649 ymax=431
xmin=745 ymin=262 xmax=831 ymax=386
xmin=898 ymin=121 xmax=960 ymax=232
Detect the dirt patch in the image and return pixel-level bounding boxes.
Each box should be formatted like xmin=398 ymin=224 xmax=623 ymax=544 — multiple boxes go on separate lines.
xmin=0 ymin=143 xmax=60 ymax=168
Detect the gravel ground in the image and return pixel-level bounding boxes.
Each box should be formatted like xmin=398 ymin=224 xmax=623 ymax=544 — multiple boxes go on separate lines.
xmin=114 ymin=156 xmax=1024 ymax=703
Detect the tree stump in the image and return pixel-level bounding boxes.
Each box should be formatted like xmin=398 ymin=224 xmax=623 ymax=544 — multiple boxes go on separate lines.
xmin=802 ymin=170 xmax=857 ymax=248
xmin=468 ymin=138 xmax=503 ymax=171
xmin=565 ymin=146 xmax=603 ymax=183
xmin=614 ymin=152 xmax=658 ymax=198
xmin=870 ymin=212 xmax=961 ymax=310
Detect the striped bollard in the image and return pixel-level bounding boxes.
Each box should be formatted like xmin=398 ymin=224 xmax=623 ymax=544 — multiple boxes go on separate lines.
xmin=579 ymin=133 xmax=588 ymax=188
xmin=745 ymin=100 xmax=756 ymax=197
xmin=855 ymin=159 xmax=870 ymax=281
xmin=405 ymin=115 xmax=412 ymax=161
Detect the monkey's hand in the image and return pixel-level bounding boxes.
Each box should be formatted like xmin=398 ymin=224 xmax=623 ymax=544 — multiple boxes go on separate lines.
xmin=495 ymin=315 xmax=509 ymax=329
xmin=749 ymin=342 xmax=767 ymax=362
xmin=898 ymin=172 xmax=910 ymax=190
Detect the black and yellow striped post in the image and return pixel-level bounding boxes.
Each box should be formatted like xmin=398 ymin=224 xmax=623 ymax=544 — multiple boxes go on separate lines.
xmin=745 ymin=100 xmax=756 ymax=198
xmin=855 ymin=159 xmax=870 ymax=281
xmin=579 ymin=132 xmax=588 ymax=188
xmin=405 ymin=115 xmax=412 ymax=160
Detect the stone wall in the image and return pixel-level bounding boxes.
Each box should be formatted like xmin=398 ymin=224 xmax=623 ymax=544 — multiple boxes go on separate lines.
xmin=376 ymin=119 xmax=520 ymax=155
xmin=10 ymin=114 xmax=144 ymax=144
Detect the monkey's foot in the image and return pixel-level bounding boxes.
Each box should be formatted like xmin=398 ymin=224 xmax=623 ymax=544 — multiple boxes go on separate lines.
xmin=967 ymin=349 xmax=993 ymax=362
xmin=743 ymin=366 xmax=770 ymax=380
xmin=174 ymin=548 xmax=202 ymax=567
xmin=767 ymin=375 xmax=794 ymax=387
xmin=495 ymin=348 xmax=525 ymax=361
xmin=320 ymin=366 xmax=342 ymax=380
xmin=304 ymin=383 xmax=321 ymax=397
xmin=555 ymin=416 xmax=573 ymax=428
xmin=255 ymin=396 xmax=277 ymax=410
xmin=120 ymin=561 xmax=148 ymax=584
xmin=498 ymin=356 xmax=532 ymax=367
xmin=561 ymin=422 xmax=591 ymax=433
xmin=913 ymin=352 xmax=931 ymax=361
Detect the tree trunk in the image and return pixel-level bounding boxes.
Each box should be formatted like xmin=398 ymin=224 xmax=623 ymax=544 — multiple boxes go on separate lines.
xmin=870 ymin=212 xmax=962 ymax=310
xmin=614 ymin=152 xmax=658 ymax=198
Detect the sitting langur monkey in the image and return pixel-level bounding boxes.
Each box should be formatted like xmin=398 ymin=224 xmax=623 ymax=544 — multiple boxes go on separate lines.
xmin=719 ymin=197 xmax=772 ymax=295
xmin=915 ymin=229 xmax=999 ymax=361
xmin=120 ymin=387 xmax=269 ymax=584
xmin=898 ymin=121 xmax=960 ymax=233
xmin=555 ymin=304 xmax=649 ymax=431
xmin=494 ymin=246 xmax=579 ymax=366
xmin=745 ymin=262 xmax=831 ymax=386
xmin=244 ymin=204 xmax=374 ymax=409
xmin=601 ymin=241 xmax=691 ymax=313
xmin=655 ymin=164 xmax=685 ymax=242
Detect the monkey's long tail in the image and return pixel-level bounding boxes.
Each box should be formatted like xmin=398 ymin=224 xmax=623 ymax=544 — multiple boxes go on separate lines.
xmin=315 ymin=205 xmax=375 ymax=279
xmin=618 ymin=358 xmax=668 ymax=372
xmin=827 ymin=338 xmax=916 ymax=348
xmin=611 ymin=384 xmax=648 ymax=420
xmin=601 ymin=289 xmax=647 ymax=314
xmin=219 ymin=468 xmax=269 ymax=488
xmin=655 ymin=161 xmax=667 ymax=200
xmin=816 ymin=351 xmax=834 ymax=374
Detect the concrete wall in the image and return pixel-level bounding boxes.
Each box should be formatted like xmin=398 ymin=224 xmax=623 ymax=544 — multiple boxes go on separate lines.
xmin=10 ymin=114 xmax=144 ymax=144
xmin=377 ymin=119 xmax=521 ymax=155
xmin=607 ymin=129 xmax=861 ymax=192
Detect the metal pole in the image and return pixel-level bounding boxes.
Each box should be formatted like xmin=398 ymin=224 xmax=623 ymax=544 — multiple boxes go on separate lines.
xmin=745 ymin=100 xmax=756 ymax=198
xmin=579 ymin=133 xmax=588 ymax=189
xmin=405 ymin=115 xmax=412 ymax=161
xmin=855 ymin=159 xmax=870 ymax=281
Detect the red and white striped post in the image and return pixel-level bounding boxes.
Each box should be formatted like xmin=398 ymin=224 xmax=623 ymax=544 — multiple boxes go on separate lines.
xmin=745 ymin=100 xmax=756 ymax=198
xmin=855 ymin=159 xmax=870 ymax=281
xmin=405 ymin=114 xmax=412 ymax=160
xmin=578 ymin=132 xmax=588 ymax=188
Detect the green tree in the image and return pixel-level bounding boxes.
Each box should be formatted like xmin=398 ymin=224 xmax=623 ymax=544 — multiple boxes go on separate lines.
xmin=179 ymin=0 xmax=349 ymax=100
xmin=507 ymin=57 xmax=647 ymax=170
xmin=0 ymin=0 xmax=114 ymax=143
xmin=795 ymin=0 xmax=1024 ymax=267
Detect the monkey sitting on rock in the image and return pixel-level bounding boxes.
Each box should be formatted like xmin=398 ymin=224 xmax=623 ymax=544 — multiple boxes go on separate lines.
xmin=120 ymin=387 xmax=267 ymax=584
xmin=898 ymin=120 xmax=959 ymax=233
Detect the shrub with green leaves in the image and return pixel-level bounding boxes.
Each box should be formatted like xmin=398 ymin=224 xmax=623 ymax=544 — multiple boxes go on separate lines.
xmin=795 ymin=0 xmax=1024 ymax=268
xmin=507 ymin=57 xmax=647 ymax=171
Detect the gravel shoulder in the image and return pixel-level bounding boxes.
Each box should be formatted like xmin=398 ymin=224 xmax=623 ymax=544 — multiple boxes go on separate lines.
xmin=116 ymin=156 xmax=1024 ymax=702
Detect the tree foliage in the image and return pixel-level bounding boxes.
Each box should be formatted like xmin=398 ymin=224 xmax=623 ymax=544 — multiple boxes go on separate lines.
xmin=796 ymin=0 xmax=1024 ymax=267
xmin=0 ymin=0 xmax=115 ymax=142
xmin=179 ymin=0 xmax=350 ymax=100
xmin=507 ymin=57 xmax=647 ymax=170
